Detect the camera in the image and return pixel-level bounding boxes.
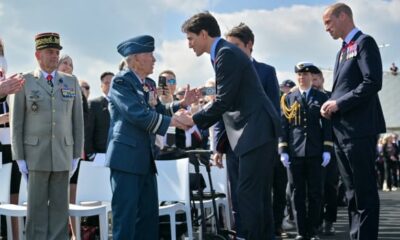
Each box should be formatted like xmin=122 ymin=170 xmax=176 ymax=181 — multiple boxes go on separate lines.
xmin=158 ymin=76 xmax=167 ymax=89
xmin=201 ymin=86 xmax=216 ymax=96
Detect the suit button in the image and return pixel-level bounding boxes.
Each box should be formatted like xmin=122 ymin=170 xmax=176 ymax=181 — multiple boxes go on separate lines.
xmin=304 ymin=118 xmax=307 ymax=122
xmin=52 ymin=97 xmax=55 ymax=100
xmin=53 ymin=109 xmax=56 ymax=113
xmin=52 ymin=135 xmax=55 ymax=138
xmin=304 ymin=125 xmax=307 ymax=128
xmin=304 ymin=133 xmax=307 ymax=136
xmin=53 ymin=122 xmax=56 ymax=126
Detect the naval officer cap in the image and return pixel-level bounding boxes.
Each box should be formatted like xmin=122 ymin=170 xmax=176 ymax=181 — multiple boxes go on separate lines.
xmin=117 ymin=35 xmax=155 ymax=57
xmin=295 ymin=61 xmax=320 ymax=73
xmin=280 ymin=79 xmax=296 ymax=88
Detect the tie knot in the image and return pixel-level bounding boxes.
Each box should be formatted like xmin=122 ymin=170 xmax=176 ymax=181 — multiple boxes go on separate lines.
xmin=46 ymin=74 xmax=54 ymax=88
xmin=302 ymin=91 xmax=307 ymax=101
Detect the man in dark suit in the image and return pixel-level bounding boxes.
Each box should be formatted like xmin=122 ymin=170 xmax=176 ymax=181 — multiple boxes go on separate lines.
xmin=181 ymin=12 xmax=281 ymax=240
xmin=279 ymin=62 xmax=333 ymax=240
xmin=86 ymin=71 xmax=114 ymax=156
xmin=322 ymin=3 xmax=386 ymax=240
xmin=213 ymin=23 xmax=283 ymax=239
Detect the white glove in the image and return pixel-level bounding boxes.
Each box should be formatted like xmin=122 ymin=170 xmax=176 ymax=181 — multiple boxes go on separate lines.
xmin=280 ymin=153 xmax=290 ymax=168
xmin=16 ymin=160 xmax=28 ymax=181
xmin=321 ymin=152 xmax=331 ymax=167
xmin=70 ymin=158 xmax=79 ymax=178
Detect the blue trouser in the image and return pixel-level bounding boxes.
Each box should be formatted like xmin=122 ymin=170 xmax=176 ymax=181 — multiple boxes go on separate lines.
xmin=110 ymin=169 xmax=158 ymax=240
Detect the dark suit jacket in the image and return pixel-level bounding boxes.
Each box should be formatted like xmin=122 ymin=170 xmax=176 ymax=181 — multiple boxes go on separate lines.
xmin=213 ymin=58 xmax=281 ymax=153
xmin=331 ymin=31 xmax=386 ymax=140
xmin=87 ymin=96 xmax=110 ymax=154
xmin=279 ymin=88 xmax=333 ymax=157
xmin=253 ymin=59 xmax=280 ymax=114
xmin=193 ymin=39 xmax=281 ymax=156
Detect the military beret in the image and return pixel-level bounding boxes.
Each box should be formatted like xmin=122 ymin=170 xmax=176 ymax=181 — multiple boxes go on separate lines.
xmin=295 ymin=61 xmax=320 ymax=73
xmin=280 ymin=79 xmax=296 ymax=88
xmin=35 ymin=32 xmax=62 ymax=50
xmin=117 ymin=35 xmax=155 ymax=57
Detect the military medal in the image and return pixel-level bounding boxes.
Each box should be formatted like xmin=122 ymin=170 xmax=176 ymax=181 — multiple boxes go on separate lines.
xmin=143 ymin=85 xmax=149 ymax=92
xmin=31 ymin=102 xmax=38 ymax=112
xmin=61 ymin=85 xmax=76 ymax=98
xmin=345 ymin=41 xmax=357 ymax=60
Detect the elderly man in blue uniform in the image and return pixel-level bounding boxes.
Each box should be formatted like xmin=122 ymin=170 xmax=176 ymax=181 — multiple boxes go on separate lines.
xmin=181 ymin=12 xmax=281 ymax=240
xmin=322 ymin=3 xmax=386 ymax=240
xmin=211 ymin=22 xmax=282 ymax=239
xmin=279 ymin=62 xmax=333 ymax=240
xmin=106 ymin=35 xmax=194 ymax=240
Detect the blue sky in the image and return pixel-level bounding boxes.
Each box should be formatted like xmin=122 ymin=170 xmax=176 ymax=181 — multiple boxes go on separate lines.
xmin=1 ymin=0 xmax=399 ymax=98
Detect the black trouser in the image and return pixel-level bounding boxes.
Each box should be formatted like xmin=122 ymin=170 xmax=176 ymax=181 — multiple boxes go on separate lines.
xmin=226 ymin=146 xmax=243 ymax=237
xmin=272 ymin=154 xmax=288 ymax=231
xmin=228 ymin=141 xmax=276 ymax=240
xmin=319 ymin=156 xmax=339 ymax=225
xmin=384 ymin=158 xmax=398 ymax=190
xmin=376 ymin=161 xmax=384 ymax=189
xmin=290 ymin=156 xmax=323 ymax=237
xmin=286 ymin=168 xmax=295 ymax=221
xmin=335 ymin=136 xmax=380 ymax=240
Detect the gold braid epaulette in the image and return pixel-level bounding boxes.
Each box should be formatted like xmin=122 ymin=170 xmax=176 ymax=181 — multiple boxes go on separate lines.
xmin=280 ymin=93 xmax=301 ymax=125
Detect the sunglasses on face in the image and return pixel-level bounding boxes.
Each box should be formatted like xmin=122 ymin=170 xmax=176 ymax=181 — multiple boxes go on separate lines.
xmin=82 ymin=85 xmax=90 ymax=90
xmin=167 ymin=79 xmax=176 ymax=85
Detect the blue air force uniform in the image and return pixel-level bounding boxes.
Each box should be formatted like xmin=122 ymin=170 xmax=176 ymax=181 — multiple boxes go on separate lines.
xmin=106 ymin=35 xmax=180 ymax=240
xmin=279 ymin=62 xmax=333 ymax=238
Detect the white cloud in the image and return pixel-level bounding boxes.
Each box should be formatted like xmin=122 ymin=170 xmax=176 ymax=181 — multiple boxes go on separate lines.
xmin=154 ymin=39 xmax=214 ymax=88
xmin=1 ymin=0 xmax=398 ymax=99
xmin=156 ymin=0 xmax=400 ymax=90
xmin=72 ymin=56 xmax=117 ymax=100
xmin=160 ymin=0 xmax=210 ymax=13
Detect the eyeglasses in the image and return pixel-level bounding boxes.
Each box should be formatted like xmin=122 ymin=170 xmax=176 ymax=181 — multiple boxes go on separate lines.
xmin=82 ymin=85 xmax=90 ymax=90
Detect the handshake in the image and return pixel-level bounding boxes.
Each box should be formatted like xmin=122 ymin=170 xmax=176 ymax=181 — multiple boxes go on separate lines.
xmin=171 ymin=109 xmax=194 ymax=130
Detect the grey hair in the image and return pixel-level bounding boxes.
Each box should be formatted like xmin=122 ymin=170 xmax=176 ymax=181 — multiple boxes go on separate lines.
xmin=58 ymin=54 xmax=73 ymax=68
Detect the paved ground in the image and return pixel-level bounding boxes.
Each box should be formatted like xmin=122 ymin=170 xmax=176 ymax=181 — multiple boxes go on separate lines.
xmin=282 ymin=190 xmax=400 ymax=240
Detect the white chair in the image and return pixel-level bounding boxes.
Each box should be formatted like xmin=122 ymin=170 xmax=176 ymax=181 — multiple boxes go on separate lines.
xmin=74 ymin=161 xmax=112 ymax=240
xmin=69 ymin=204 xmax=108 ymax=240
xmin=0 ymin=163 xmax=12 ymax=238
xmin=156 ymin=158 xmax=194 ymax=240
xmin=0 ymin=170 xmax=27 ymax=240
xmin=0 ymin=163 xmax=12 ymax=204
